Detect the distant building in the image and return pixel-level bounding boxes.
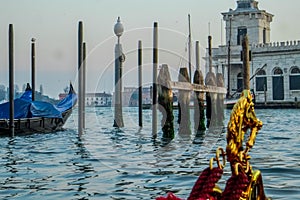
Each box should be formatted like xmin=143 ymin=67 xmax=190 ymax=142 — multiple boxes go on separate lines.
xmin=208 ymin=0 xmax=300 ymax=103
xmin=121 ymin=86 xmax=152 ymax=107
xmin=59 ymin=91 xmax=112 ymax=107
xmin=119 ymin=86 xmax=178 ymax=107
xmin=85 ymin=92 xmax=112 ymax=107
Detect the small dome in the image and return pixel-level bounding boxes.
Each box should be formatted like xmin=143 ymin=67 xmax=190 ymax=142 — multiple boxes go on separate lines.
xmin=236 ymin=0 xmax=259 ymax=11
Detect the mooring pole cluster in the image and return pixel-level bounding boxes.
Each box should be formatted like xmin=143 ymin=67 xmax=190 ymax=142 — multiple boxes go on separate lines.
xmin=5 ymin=20 xmax=226 ymax=139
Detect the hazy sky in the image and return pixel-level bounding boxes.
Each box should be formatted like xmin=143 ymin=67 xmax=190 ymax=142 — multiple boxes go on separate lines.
xmin=0 ymin=0 xmax=299 ymax=98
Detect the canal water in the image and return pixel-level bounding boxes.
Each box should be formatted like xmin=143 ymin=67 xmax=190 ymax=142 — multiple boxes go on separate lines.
xmin=0 ymin=108 xmax=299 ymax=199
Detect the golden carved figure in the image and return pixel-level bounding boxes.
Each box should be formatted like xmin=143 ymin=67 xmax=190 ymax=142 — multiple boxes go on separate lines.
xmin=225 ymin=89 xmax=269 ymax=200
xmin=226 ymin=89 xmax=263 ymax=166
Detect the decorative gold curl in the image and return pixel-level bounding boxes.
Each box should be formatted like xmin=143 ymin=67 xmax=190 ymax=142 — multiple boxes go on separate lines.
xmin=210 ymin=147 xmax=226 ymax=170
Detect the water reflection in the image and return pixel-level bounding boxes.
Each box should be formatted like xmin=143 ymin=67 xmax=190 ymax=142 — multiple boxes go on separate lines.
xmin=70 ymin=137 xmax=95 ymax=198
xmin=4 ymin=139 xmax=18 ymax=174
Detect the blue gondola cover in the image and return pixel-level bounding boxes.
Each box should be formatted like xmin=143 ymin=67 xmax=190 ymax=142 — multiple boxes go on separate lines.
xmin=0 ymin=87 xmax=77 ymax=119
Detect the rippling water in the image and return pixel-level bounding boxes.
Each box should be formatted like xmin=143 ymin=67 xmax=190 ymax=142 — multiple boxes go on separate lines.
xmin=0 ymin=107 xmax=299 ymax=199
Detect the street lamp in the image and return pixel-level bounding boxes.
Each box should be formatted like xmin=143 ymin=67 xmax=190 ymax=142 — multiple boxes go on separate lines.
xmin=114 ymin=16 xmax=124 ymax=43
xmin=113 ymin=17 xmax=125 ymax=128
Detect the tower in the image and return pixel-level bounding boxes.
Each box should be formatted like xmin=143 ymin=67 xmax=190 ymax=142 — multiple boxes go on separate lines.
xmin=222 ymin=0 xmax=273 ymax=45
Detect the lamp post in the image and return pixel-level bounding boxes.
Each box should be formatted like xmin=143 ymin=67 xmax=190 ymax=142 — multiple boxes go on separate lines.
xmin=113 ymin=17 xmax=124 ymax=128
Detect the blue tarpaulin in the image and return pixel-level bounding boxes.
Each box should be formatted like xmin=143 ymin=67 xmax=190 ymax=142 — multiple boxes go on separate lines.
xmin=0 ymin=99 xmax=31 ymax=119
xmin=55 ymin=92 xmax=77 ymax=113
xmin=0 ymin=87 xmax=77 ymax=120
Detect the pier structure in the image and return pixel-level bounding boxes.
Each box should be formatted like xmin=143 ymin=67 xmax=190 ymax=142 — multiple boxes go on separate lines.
xmin=156 ymin=64 xmax=226 ymax=139
xmin=147 ymin=23 xmax=226 ymax=139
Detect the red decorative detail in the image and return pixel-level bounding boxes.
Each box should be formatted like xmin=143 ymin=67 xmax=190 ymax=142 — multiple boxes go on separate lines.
xmin=156 ymin=167 xmax=250 ymax=200
xmin=188 ymin=167 xmax=223 ymax=200
xmin=156 ymin=192 xmax=183 ymax=200
xmin=222 ymin=170 xmax=249 ymax=200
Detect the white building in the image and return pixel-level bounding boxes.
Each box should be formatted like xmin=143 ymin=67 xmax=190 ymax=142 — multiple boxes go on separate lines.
xmin=85 ymin=92 xmax=112 ymax=107
xmin=209 ymin=0 xmax=300 ymax=103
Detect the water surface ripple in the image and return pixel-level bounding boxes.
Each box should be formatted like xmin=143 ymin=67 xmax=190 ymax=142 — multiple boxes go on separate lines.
xmin=0 ymin=108 xmax=299 ymax=199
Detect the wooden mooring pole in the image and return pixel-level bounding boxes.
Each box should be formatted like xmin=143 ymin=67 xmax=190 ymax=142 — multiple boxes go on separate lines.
xmin=216 ymin=73 xmax=225 ymax=126
xmin=138 ymin=40 xmax=143 ymax=127
xmin=152 ymin=22 xmax=158 ymax=138
xmin=195 ymin=41 xmax=200 ymax=71
xmin=9 ymin=24 xmax=14 ymax=137
xmin=178 ymin=67 xmax=191 ymax=134
xmin=242 ymin=34 xmax=250 ymax=90
xmin=31 ymin=38 xmax=36 ymax=101
xmin=188 ymin=14 xmax=192 ymax=82
xmin=193 ymin=40 xmax=205 ymax=131
xmin=205 ymin=35 xmax=217 ymax=128
xmin=78 ymin=21 xmax=83 ymax=137
xmin=193 ymin=69 xmax=205 ymax=131
xmin=82 ymin=42 xmax=86 ymax=129
xmin=157 ymin=64 xmax=174 ymax=139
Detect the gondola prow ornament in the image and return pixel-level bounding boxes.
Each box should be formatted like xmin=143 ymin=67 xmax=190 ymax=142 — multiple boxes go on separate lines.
xmin=156 ymin=89 xmax=270 ymax=200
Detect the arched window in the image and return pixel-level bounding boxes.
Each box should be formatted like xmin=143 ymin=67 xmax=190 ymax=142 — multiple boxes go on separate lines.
xmin=290 ymin=66 xmax=300 ymax=90
xmin=257 ymin=68 xmax=266 ymax=76
xmin=237 ymin=72 xmax=243 ymax=92
xmin=255 ymin=69 xmax=267 ymax=91
xmin=272 ymin=67 xmax=284 ymax=100
xmin=291 ymin=67 xmax=300 ymax=74
xmin=273 ymin=68 xmax=283 ymax=75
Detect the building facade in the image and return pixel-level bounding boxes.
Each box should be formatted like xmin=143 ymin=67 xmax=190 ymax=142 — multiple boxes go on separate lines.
xmin=209 ymin=0 xmax=300 ymax=103
xmin=85 ymin=92 xmax=112 ymax=107
xmin=121 ymin=86 xmax=152 ymax=107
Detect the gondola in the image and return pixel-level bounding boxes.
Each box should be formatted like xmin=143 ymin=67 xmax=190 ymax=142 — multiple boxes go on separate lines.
xmin=0 ymin=83 xmax=77 ymax=136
